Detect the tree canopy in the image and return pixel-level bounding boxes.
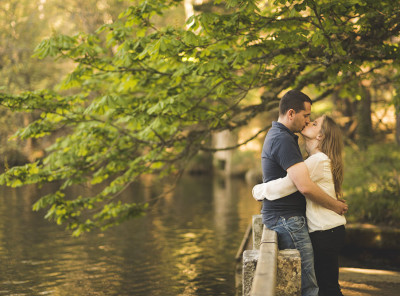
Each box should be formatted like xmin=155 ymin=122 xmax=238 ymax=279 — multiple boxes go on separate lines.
xmin=0 ymin=0 xmax=399 ymax=235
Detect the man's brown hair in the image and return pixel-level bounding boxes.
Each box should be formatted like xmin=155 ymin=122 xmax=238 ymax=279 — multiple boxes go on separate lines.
xmin=279 ymin=90 xmax=312 ymax=115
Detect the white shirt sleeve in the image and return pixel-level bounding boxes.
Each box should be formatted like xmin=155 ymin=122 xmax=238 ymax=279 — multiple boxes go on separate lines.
xmin=252 ymin=153 xmax=327 ymax=201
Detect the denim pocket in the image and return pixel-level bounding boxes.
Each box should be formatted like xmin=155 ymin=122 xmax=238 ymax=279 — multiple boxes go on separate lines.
xmin=284 ymin=216 xmax=306 ymax=233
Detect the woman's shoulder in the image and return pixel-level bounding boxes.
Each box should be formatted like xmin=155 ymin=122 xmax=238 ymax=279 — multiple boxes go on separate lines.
xmin=306 ymin=152 xmax=330 ymax=163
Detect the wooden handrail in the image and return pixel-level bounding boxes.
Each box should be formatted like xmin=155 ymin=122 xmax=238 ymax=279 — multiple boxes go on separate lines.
xmin=250 ymin=226 xmax=278 ymax=296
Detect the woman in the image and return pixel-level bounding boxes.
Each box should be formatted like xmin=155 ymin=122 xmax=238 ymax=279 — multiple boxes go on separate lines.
xmin=252 ymin=115 xmax=346 ymax=296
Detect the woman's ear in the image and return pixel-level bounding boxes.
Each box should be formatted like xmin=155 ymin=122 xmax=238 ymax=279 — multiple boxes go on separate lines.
xmin=316 ymin=133 xmax=324 ymax=141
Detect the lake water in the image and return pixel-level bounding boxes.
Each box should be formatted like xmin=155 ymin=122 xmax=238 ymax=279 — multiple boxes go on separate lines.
xmin=0 ymin=175 xmax=260 ymax=296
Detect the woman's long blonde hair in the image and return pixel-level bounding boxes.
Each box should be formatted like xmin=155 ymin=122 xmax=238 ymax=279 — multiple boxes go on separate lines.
xmin=319 ymin=115 xmax=344 ymax=198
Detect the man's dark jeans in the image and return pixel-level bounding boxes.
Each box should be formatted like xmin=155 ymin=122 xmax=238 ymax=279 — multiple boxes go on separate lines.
xmin=267 ymin=216 xmax=319 ymax=296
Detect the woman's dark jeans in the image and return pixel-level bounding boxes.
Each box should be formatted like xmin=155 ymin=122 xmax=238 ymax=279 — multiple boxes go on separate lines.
xmin=310 ymin=225 xmax=345 ymax=296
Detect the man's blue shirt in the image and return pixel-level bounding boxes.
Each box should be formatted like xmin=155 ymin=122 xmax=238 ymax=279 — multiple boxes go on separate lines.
xmin=261 ymin=121 xmax=306 ymax=226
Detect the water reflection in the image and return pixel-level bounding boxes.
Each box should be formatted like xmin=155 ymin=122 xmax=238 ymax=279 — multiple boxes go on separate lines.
xmin=0 ymin=175 xmax=260 ymax=295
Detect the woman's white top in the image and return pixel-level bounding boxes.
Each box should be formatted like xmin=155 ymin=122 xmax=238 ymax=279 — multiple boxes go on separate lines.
xmin=252 ymin=152 xmax=346 ymax=233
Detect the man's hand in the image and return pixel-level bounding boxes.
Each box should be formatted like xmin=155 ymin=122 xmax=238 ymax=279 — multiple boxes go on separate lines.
xmin=334 ymin=199 xmax=348 ymax=215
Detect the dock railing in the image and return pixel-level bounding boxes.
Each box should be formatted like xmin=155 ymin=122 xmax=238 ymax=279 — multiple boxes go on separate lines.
xmin=241 ymin=215 xmax=301 ymax=296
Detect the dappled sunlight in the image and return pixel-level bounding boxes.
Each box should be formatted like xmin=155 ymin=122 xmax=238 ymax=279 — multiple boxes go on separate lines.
xmin=339 ymin=268 xmax=400 ymax=296
xmin=340 ymin=281 xmax=381 ymax=296
xmin=340 ymin=267 xmax=400 ymax=279
xmin=372 ymin=105 xmax=396 ymax=126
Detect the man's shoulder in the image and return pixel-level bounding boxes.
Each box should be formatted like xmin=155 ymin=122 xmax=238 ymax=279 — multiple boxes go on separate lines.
xmin=266 ymin=127 xmax=296 ymax=145
xmin=263 ymin=129 xmax=300 ymax=161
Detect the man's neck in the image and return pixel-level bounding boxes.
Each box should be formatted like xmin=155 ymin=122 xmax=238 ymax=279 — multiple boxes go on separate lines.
xmin=277 ymin=117 xmax=293 ymax=132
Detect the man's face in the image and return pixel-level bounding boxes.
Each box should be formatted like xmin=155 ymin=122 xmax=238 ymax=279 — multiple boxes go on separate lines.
xmin=292 ymin=102 xmax=311 ymax=133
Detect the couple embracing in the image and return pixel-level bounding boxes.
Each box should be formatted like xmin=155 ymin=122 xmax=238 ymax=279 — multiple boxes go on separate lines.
xmin=252 ymin=90 xmax=348 ymax=296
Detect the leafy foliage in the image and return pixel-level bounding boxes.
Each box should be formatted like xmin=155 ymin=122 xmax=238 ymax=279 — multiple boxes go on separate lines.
xmin=0 ymin=0 xmax=399 ymax=235
xmin=343 ymin=143 xmax=400 ymax=226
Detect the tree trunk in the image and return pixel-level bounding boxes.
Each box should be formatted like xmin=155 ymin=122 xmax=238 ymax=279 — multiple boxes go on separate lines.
xmin=212 ymin=130 xmax=238 ymax=176
xmin=396 ymin=112 xmax=400 ymax=145
xmin=184 ymin=0 xmax=207 ymax=29
xmin=356 ymin=86 xmax=373 ymax=149
xmin=183 ymin=0 xmax=195 ymax=21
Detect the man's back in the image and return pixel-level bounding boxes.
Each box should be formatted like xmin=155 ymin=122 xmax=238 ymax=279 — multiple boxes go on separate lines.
xmin=261 ymin=121 xmax=306 ymax=226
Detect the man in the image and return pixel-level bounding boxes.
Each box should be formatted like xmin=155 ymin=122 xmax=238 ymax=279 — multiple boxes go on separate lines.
xmin=261 ymin=90 xmax=348 ymax=296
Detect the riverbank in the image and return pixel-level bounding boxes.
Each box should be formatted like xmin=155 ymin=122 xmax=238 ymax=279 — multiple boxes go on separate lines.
xmin=345 ymin=223 xmax=400 ymax=250
xmin=340 ymin=223 xmax=400 ymax=294
xmin=341 ymin=223 xmax=400 ymax=272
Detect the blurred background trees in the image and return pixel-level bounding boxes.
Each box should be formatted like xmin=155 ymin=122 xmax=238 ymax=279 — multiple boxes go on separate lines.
xmin=0 ymin=0 xmax=399 ymax=234
xmin=0 ymin=0 xmax=134 ymax=165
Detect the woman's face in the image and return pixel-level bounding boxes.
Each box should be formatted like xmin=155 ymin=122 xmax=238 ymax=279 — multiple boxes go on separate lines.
xmin=301 ymin=116 xmax=324 ymax=139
